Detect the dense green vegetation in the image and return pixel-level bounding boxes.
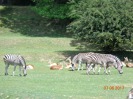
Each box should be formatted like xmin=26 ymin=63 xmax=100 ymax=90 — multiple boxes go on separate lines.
xmin=32 ymin=0 xmax=70 ymax=19
xmin=31 ymin=0 xmax=133 ymax=51
xmin=0 ymin=6 xmax=133 ymax=99
xmin=1 ymin=0 xmax=133 ymax=51
xmin=67 ymin=0 xmax=133 ymax=51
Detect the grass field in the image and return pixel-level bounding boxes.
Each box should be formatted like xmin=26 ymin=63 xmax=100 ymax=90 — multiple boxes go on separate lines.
xmin=0 ymin=6 xmax=133 ymax=99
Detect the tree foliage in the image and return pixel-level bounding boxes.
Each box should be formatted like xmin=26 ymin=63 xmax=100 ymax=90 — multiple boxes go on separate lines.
xmin=1 ymin=0 xmax=35 ymax=5
xmin=67 ymin=0 xmax=133 ymax=51
xmin=32 ymin=0 xmax=69 ymax=19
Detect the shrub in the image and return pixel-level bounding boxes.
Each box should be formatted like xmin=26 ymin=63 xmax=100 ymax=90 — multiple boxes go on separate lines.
xmin=67 ymin=0 xmax=133 ymax=51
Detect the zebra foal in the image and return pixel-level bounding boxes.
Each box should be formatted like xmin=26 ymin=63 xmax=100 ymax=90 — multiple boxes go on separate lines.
xmin=3 ymin=54 xmax=27 ymax=76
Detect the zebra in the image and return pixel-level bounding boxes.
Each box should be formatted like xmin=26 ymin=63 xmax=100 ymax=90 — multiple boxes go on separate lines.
xmin=86 ymin=53 xmax=123 ymax=75
xmin=97 ymin=53 xmax=123 ymax=74
xmin=102 ymin=53 xmax=123 ymax=69
xmin=86 ymin=53 xmax=118 ymax=75
xmin=71 ymin=52 xmax=95 ymax=71
xmin=3 ymin=54 xmax=27 ymax=76
xmin=127 ymin=87 xmax=133 ymax=99
xmin=71 ymin=52 xmax=123 ymax=74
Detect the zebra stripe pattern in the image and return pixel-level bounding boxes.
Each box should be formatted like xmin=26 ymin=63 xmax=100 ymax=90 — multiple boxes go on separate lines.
xmin=103 ymin=54 xmax=123 ymax=72
xmin=86 ymin=53 xmax=119 ymax=75
xmin=3 ymin=54 xmax=27 ymax=76
xmin=71 ymin=52 xmax=123 ymax=74
xmin=71 ymin=52 xmax=94 ymax=71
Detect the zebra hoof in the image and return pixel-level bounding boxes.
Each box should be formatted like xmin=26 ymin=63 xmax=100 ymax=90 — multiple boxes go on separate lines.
xmin=23 ymin=74 xmax=27 ymax=76
xmin=5 ymin=73 xmax=8 ymax=75
xmin=19 ymin=74 xmax=22 ymax=76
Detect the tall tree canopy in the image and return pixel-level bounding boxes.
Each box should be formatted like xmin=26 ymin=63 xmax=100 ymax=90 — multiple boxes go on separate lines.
xmin=67 ymin=0 xmax=133 ymax=51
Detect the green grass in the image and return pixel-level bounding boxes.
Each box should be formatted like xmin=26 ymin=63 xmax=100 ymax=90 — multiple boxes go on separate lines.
xmin=0 ymin=6 xmax=133 ymax=99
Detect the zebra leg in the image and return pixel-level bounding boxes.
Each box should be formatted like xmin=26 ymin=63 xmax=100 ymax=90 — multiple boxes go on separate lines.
xmin=92 ymin=64 xmax=96 ymax=74
xmin=100 ymin=63 xmax=108 ymax=75
xmin=108 ymin=67 xmax=111 ymax=74
xmin=107 ymin=65 xmax=111 ymax=75
xmin=85 ymin=62 xmax=88 ymax=70
xmin=23 ymin=68 xmax=27 ymax=76
xmin=13 ymin=65 xmax=17 ymax=76
xmin=19 ymin=66 xmax=22 ymax=76
xmin=78 ymin=60 xmax=82 ymax=71
xmin=86 ymin=64 xmax=91 ymax=75
xmin=81 ymin=64 xmax=84 ymax=70
xmin=5 ymin=63 xmax=9 ymax=75
xmin=104 ymin=65 xmax=108 ymax=75
xmin=98 ymin=66 xmax=101 ymax=75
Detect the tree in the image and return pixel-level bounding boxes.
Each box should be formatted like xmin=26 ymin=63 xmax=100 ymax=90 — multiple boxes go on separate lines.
xmin=32 ymin=0 xmax=70 ymax=19
xmin=1 ymin=0 xmax=35 ymax=5
xmin=67 ymin=0 xmax=133 ymax=51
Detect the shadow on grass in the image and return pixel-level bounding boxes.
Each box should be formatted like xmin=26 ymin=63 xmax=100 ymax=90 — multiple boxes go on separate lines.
xmin=1 ymin=6 xmax=133 ymax=58
xmin=81 ymin=73 xmax=107 ymax=76
xmin=57 ymin=50 xmax=133 ymax=60
xmin=0 ymin=6 xmax=70 ymax=37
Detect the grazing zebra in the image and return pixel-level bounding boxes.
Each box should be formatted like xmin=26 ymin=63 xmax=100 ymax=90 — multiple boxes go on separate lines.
xmin=86 ymin=53 xmax=123 ymax=75
xmin=86 ymin=53 xmax=119 ymax=75
xmin=71 ymin=52 xmax=94 ymax=71
xmin=99 ymin=53 xmax=123 ymax=74
xmin=71 ymin=52 xmax=123 ymax=74
xmin=102 ymin=53 xmax=123 ymax=69
xmin=3 ymin=54 xmax=27 ymax=76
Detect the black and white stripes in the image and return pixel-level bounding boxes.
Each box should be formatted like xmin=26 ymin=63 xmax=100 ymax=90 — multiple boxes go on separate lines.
xmin=3 ymin=54 xmax=27 ymax=76
xmin=86 ymin=53 xmax=122 ymax=74
xmin=71 ymin=52 xmax=123 ymax=74
xmin=71 ymin=52 xmax=94 ymax=71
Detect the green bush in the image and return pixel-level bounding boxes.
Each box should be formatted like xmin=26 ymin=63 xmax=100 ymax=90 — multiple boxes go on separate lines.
xmin=67 ymin=0 xmax=133 ymax=51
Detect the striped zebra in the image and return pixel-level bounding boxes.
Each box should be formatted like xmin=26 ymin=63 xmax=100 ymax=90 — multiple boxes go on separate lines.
xmin=98 ymin=53 xmax=123 ymax=74
xmin=71 ymin=52 xmax=94 ymax=71
xmin=104 ymin=54 xmax=123 ymax=71
xmin=87 ymin=53 xmax=123 ymax=74
xmin=86 ymin=53 xmax=119 ymax=75
xmin=71 ymin=52 xmax=123 ymax=74
xmin=3 ymin=54 xmax=27 ymax=76
xmin=127 ymin=87 xmax=133 ymax=99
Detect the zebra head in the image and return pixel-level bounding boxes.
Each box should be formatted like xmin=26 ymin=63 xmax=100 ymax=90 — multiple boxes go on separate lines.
xmin=116 ymin=60 xmax=123 ymax=74
xmin=71 ymin=54 xmax=79 ymax=71
xmin=20 ymin=56 xmax=27 ymax=76
xmin=23 ymin=66 xmax=27 ymax=76
xmin=117 ymin=65 xmax=123 ymax=74
xmin=71 ymin=63 xmax=76 ymax=71
xmin=112 ymin=55 xmax=123 ymax=74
